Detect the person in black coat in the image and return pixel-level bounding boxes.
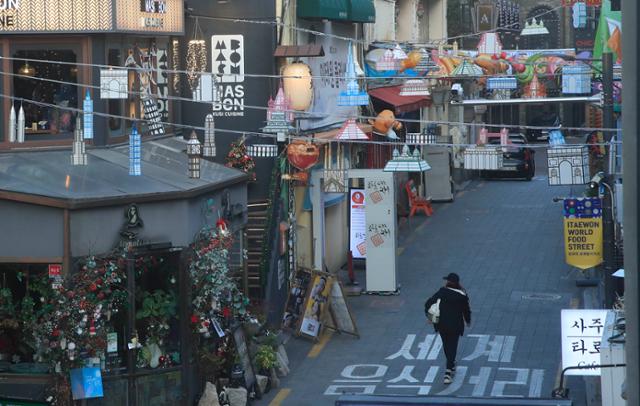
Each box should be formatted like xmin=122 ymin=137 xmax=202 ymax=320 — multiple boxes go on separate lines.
xmin=424 ymin=272 xmax=471 ymax=384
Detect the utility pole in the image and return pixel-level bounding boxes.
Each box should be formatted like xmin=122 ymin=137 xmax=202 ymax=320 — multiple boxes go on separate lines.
xmin=621 ymin=0 xmax=639 ymax=403
xmin=601 ymin=52 xmax=616 ymax=308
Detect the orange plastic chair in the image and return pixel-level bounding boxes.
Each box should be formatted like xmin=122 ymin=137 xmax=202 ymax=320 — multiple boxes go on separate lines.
xmin=405 ymin=180 xmax=433 ymax=217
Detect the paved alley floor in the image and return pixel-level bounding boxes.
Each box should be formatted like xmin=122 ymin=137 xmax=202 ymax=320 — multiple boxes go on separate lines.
xmin=258 ymin=161 xmax=588 ymax=405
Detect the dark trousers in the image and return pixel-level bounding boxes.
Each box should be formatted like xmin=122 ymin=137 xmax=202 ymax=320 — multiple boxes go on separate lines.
xmin=438 ymin=328 xmax=460 ymax=370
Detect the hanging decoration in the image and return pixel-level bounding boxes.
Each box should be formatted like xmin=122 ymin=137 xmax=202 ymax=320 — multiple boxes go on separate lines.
xmin=337 ymin=42 xmax=369 ymax=106
xmin=477 ymin=33 xmax=503 ymax=56
xmin=282 ymin=140 xmax=319 ymax=183
xmin=523 ymin=73 xmax=547 ymax=98
xmin=282 ymin=62 xmax=313 ymax=111
xmin=399 ymin=79 xmax=430 ymax=96
xmin=336 ymin=119 xmax=370 ymax=141
xmin=16 ymin=105 xmax=25 ymax=143
xmin=202 ymin=114 xmax=216 ymax=157
xmin=100 ymin=69 xmax=128 ymax=99
xmin=375 ymin=49 xmax=399 ymax=71
xmin=547 ymin=146 xmax=590 ymax=186
xmin=83 ymin=90 xmax=94 ymax=140
xmin=172 ymin=39 xmax=181 ymax=93
xmin=18 ymin=61 xmax=35 ymax=77
xmin=369 ymin=111 xmax=402 ymax=140
xmin=225 ymin=137 xmax=256 ymax=180
xmin=521 ymin=18 xmax=550 ymax=36
xmin=141 ymin=96 xmax=165 ymax=136
xmin=413 ymin=48 xmax=437 ymax=74
xmin=451 ymin=59 xmax=483 ymax=77
xmin=8 ymin=105 xmax=16 ymax=143
xmin=129 ymin=125 xmax=141 ymax=176
xmin=186 ymin=18 xmax=207 ymax=92
xmin=71 ymin=117 xmax=87 ymax=166
xmin=323 ymin=143 xmax=347 ymax=193
xmin=562 ymin=64 xmax=591 ymax=95
xmin=187 ymin=131 xmax=202 ymax=179
xmin=263 ymin=84 xmax=295 ymax=142
xmin=383 ymin=145 xmax=431 ymax=172
xmin=247 ymin=144 xmax=278 ymax=158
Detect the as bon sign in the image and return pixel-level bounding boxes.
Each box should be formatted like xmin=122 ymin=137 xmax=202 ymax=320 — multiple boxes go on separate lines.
xmin=563 ymin=197 xmax=603 ymax=270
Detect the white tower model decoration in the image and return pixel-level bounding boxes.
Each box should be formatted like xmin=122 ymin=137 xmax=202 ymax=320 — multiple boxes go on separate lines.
xmin=187 ymin=131 xmax=202 ymax=179
xmin=203 ymin=114 xmax=216 ymax=157
xmin=71 ymin=117 xmax=87 ymax=166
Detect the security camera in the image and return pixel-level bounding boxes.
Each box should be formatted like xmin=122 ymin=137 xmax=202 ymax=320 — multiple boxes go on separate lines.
xmin=590 ymin=172 xmax=605 ymax=184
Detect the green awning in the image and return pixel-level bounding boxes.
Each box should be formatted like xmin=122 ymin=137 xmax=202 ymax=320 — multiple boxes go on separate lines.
xmin=297 ymin=0 xmax=349 ymax=21
xmin=349 ymin=0 xmax=376 ymax=23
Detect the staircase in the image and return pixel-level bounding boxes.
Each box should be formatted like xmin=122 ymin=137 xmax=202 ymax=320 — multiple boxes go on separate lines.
xmin=245 ymin=200 xmax=270 ymax=298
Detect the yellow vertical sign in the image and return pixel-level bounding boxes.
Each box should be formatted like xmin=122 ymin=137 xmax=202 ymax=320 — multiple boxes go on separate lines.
xmin=564 ymin=217 xmax=603 ymax=269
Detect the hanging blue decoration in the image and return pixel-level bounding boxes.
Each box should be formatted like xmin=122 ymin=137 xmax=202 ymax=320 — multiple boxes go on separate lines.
xmin=129 ymin=125 xmax=141 ymax=176
xmin=337 ymin=42 xmax=369 ymax=106
xmin=83 ymin=90 xmax=93 ymax=140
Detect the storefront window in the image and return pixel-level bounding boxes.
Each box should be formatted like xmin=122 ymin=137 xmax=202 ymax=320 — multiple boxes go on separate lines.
xmin=13 ymin=50 xmax=78 ymax=140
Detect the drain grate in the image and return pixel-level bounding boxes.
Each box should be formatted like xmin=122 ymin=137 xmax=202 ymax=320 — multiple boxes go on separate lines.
xmin=521 ymin=293 xmax=562 ymax=301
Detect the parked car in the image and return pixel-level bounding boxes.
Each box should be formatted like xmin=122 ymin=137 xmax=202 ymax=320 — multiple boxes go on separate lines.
xmin=526 ymin=113 xmax=560 ymax=142
xmin=481 ymin=133 xmax=536 ymax=181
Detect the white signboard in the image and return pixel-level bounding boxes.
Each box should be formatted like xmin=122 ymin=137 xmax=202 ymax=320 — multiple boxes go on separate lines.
xmin=561 ymin=309 xmax=608 ymax=376
xmin=349 ymin=189 xmax=366 ymax=259
xmin=364 ymin=172 xmax=397 ymax=292
xmin=211 ymin=34 xmax=245 ymax=117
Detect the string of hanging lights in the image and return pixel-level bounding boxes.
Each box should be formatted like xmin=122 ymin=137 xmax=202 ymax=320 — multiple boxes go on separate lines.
xmin=186 ymin=17 xmax=207 ymax=92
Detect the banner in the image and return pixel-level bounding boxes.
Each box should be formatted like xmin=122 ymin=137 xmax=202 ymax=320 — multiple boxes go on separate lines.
xmin=563 ymin=198 xmax=603 ymax=270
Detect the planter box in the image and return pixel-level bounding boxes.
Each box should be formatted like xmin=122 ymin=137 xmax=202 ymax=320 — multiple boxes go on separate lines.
xmin=547 ymin=146 xmax=590 ymax=185
xmin=463 ymin=147 xmax=503 ymax=170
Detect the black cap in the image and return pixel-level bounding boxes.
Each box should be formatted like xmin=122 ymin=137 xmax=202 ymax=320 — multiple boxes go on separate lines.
xmin=443 ymin=273 xmax=460 ymax=283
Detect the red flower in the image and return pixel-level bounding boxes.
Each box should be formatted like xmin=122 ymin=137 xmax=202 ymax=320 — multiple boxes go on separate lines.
xmin=191 ymin=314 xmax=199 ymax=324
xmin=89 ymin=283 xmax=98 ymax=292
xmin=222 ymin=307 xmax=232 ymax=318
xmin=52 ymin=329 xmax=60 ymax=337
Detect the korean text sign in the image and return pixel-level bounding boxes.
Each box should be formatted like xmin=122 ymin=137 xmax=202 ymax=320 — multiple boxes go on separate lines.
xmin=563 ymin=198 xmax=603 ymax=269
xmin=349 ymin=189 xmax=366 ymax=259
xmin=561 ymin=309 xmax=608 ymax=375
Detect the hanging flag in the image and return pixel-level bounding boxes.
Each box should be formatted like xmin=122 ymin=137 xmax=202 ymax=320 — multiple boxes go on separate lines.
xmin=563 ymin=197 xmax=603 ymax=270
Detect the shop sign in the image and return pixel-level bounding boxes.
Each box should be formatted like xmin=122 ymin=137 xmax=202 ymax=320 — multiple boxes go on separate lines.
xmin=349 ymin=189 xmax=366 ymax=259
xmin=563 ymin=197 xmax=603 ymax=270
xmin=141 ymin=0 xmax=167 ymax=13
xmin=48 ymin=264 xmax=63 ymax=289
xmin=561 ymin=309 xmax=607 ymax=375
xmin=562 ymin=0 xmax=601 ymax=6
xmin=0 ymin=0 xmax=18 ymax=29
xmin=211 ymin=35 xmax=245 ymax=117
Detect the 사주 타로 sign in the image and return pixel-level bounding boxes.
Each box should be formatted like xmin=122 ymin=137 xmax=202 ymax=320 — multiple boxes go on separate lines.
xmin=563 ymin=197 xmax=603 ymax=270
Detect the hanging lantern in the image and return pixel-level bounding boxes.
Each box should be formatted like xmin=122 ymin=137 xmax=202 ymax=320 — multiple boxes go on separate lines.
xmin=18 ymin=62 xmax=35 ymax=77
xmin=71 ymin=117 xmax=87 ymax=166
xmin=282 ymin=62 xmax=313 ymax=111
xmin=83 ymin=90 xmax=94 ymax=140
xmin=323 ymin=143 xmax=347 ymax=193
xmin=129 ymin=125 xmax=141 ymax=176
xmin=16 ymin=106 xmax=25 ymax=143
xmin=8 ymin=105 xmax=16 ymax=143
xmin=187 ymin=131 xmax=202 ymax=179
xmin=337 ymin=42 xmax=369 ymax=106
xmin=286 ymin=140 xmax=319 ymax=171
xmin=263 ymin=84 xmax=295 ymax=142
xmin=203 ymin=114 xmax=216 ymax=157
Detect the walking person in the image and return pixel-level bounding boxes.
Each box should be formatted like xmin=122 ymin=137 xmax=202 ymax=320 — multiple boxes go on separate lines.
xmin=424 ymin=273 xmax=471 ymax=384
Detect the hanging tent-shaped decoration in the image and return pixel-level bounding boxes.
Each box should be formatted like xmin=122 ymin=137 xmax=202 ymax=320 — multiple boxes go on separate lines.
xmin=263 ymin=84 xmax=295 ymax=142
xmin=451 ymin=59 xmax=483 ymax=77
xmin=129 ymin=125 xmax=141 ymax=176
xmin=336 ymin=119 xmax=370 ymax=141
xmin=186 ymin=17 xmax=207 ymax=92
xmin=413 ymin=48 xmax=437 ymax=74
xmin=203 ymin=114 xmax=216 ymax=157
xmin=383 ymin=145 xmax=431 ymax=172
xmin=337 ymin=42 xmax=369 ymax=106
xmin=400 ymin=79 xmax=430 ymax=96
xmin=521 ymin=18 xmax=550 ymax=36
xmin=71 ymin=117 xmax=87 ymax=166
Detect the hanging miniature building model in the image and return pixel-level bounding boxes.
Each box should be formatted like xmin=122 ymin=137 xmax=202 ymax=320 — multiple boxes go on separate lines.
xmin=392 ymin=44 xmax=408 ymax=61
xmin=129 ymin=126 xmax=141 ymax=176
xmin=203 ymin=114 xmax=216 ymax=157
xmin=323 ymin=143 xmax=347 ymax=193
xmin=383 ymin=145 xmax=431 ymax=172
xmin=375 ymin=49 xmax=399 ymax=71
xmin=400 ymin=79 xmax=430 ymax=96
xmin=524 ymin=73 xmax=547 ymax=98
xmin=521 ymin=18 xmax=550 ymax=36
xmin=413 ymin=48 xmax=437 ymax=74
xmin=336 ymin=119 xmax=370 ymax=141
xmin=263 ymin=84 xmax=295 ymax=142
xmin=187 ymin=131 xmax=202 ymax=179
xmin=487 ymin=77 xmax=517 ymax=90
xmin=547 ymin=146 xmax=590 ymax=185
xmin=247 ymin=144 xmax=278 ymax=158
xmin=71 ymin=117 xmax=87 ymax=166
xmin=477 ymin=33 xmax=503 ymax=56
xmin=337 ymin=42 xmax=369 ymax=106
xmin=562 ymin=64 xmax=592 ymax=95
xmin=452 ymin=59 xmax=483 ymax=77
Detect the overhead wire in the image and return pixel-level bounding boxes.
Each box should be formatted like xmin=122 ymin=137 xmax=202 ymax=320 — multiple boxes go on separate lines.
xmin=0 ymin=68 xmax=617 ymax=133
xmin=0 ymin=91 xmax=614 ymax=150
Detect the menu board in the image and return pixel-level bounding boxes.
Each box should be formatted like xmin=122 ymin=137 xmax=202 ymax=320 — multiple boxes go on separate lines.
xmin=349 ymin=189 xmax=366 ymax=259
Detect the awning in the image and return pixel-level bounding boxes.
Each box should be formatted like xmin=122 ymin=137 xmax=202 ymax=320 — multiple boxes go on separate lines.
xmin=368 ymin=85 xmax=432 ymax=115
xmin=297 ymin=0 xmax=349 ymax=21
xmin=349 ymin=0 xmax=376 ymax=23
xmin=274 ymin=45 xmax=325 ymax=58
